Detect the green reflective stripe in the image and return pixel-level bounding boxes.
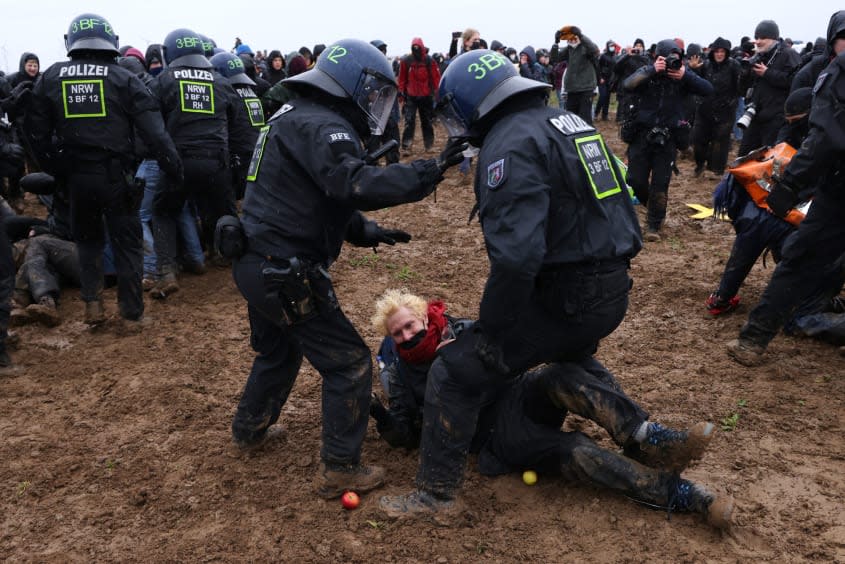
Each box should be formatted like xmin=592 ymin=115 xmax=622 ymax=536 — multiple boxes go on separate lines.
xmin=179 ymin=81 xmax=215 ymax=114
xmin=575 ymin=134 xmax=622 ymax=200
xmin=246 ymin=126 xmax=271 ymax=182
xmin=62 ymin=79 xmax=106 ymax=118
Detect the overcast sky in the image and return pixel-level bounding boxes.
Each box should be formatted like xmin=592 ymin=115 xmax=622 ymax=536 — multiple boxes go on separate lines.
xmin=1 ymin=1 xmax=841 ymax=73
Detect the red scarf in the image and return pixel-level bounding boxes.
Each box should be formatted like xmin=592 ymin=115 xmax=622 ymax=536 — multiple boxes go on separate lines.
xmin=397 ymin=300 xmax=448 ymax=365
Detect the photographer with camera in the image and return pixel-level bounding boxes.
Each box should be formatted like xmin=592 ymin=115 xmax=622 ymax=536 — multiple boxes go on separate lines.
xmin=622 ymin=39 xmax=713 ymax=241
xmin=736 ymin=20 xmax=801 ymax=156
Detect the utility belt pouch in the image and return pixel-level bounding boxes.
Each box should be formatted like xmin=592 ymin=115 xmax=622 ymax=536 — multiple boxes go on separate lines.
xmin=262 ymin=257 xmax=317 ymax=325
xmin=214 ymin=215 xmax=247 ymax=259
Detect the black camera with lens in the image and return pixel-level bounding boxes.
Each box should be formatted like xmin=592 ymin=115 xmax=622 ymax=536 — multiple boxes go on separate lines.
xmin=646 ymin=126 xmax=670 ymax=146
xmin=664 ymin=53 xmax=683 ymax=71
xmin=740 ymin=53 xmax=763 ymax=69
xmin=736 ymin=102 xmax=757 ymax=130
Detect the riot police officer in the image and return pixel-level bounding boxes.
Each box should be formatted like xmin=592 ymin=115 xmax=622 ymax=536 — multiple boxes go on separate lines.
xmin=26 ymin=13 xmax=182 ymax=324
xmin=230 ymin=38 xmax=465 ymax=499
xmin=379 ymin=49 xmax=643 ymax=517
xmin=150 ymin=28 xmax=252 ymax=296
xmin=210 ymin=51 xmax=264 ymax=200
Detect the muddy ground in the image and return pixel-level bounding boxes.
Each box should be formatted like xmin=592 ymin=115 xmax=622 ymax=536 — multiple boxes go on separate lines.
xmin=1 ymin=120 xmax=843 ymax=563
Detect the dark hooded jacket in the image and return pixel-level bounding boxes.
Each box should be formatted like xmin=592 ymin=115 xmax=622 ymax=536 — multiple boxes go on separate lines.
xmin=262 ymin=50 xmax=287 ymax=85
xmin=238 ymin=53 xmax=271 ymax=97
xmin=7 ymin=52 xmax=40 ymax=87
xmin=398 ymin=38 xmax=440 ymax=98
xmin=518 ymin=46 xmax=543 ymax=81
xmin=738 ymin=37 xmax=801 ymax=123
xmin=696 ymin=37 xmax=742 ymax=119
xmin=792 ymin=12 xmax=845 ymax=92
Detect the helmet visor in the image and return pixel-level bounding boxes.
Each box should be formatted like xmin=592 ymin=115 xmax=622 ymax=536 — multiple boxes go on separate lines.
xmin=434 ymin=93 xmax=469 ymax=138
xmin=355 ymin=70 xmax=397 ymax=135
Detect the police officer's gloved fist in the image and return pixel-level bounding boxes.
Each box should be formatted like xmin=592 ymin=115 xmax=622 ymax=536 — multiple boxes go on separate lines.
xmin=362 ymin=220 xmax=411 ymax=246
xmin=474 ymin=331 xmax=510 ymax=375
xmin=767 ymin=178 xmax=800 ymax=218
xmin=437 ymin=137 xmax=469 ymax=174
xmin=0 ymin=143 xmax=26 ymax=165
xmin=369 ymin=392 xmax=389 ymax=425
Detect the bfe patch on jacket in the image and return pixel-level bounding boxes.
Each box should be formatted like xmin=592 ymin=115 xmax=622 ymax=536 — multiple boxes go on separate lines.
xmin=486 ymin=158 xmax=506 ymax=189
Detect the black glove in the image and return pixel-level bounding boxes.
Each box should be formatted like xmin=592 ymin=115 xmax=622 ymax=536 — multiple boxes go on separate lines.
xmin=767 ymin=179 xmax=799 ymax=218
xmin=369 ymin=393 xmax=389 ymax=425
xmin=452 ymin=31 xmax=462 ymax=40
xmin=0 ymin=143 xmax=25 ymax=165
xmin=474 ymin=331 xmax=510 ymax=375
xmin=1 ymin=80 xmax=32 ymax=113
xmin=362 ymin=221 xmax=411 ymax=246
xmin=554 ymin=29 xmax=562 ymax=43
xmin=437 ymin=137 xmax=469 ymax=174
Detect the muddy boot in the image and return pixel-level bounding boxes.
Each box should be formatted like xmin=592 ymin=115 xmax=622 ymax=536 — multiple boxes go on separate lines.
xmin=379 ymin=489 xmax=462 ymax=520
xmin=314 ymin=462 xmax=385 ymax=499
xmin=9 ymin=308 xmax=32 ymax=327
xmin=25 ymin=296 xmax=61 ymax=327
xmin=151 ymin=273 xmax=179 ymax=300
xmin=142 ymin=277 xmax=155 ymax=292
xmin=668 ymin=478 xmax=734 ymax=530
xmin=631 ymin=422 xmax=714 ymax=472
xmin=84 ymin=300 xmax=106 ymax=326
xmin=727 ymin=338 xmax=766 ymax=366
xmin=0 ymin=349 xmax=11 ymax=368
xmin=644 ymin=230 xmax=661 ymax=242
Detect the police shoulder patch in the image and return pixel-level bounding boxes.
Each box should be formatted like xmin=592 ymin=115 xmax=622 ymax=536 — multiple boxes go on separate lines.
xmin=327 ymin=130 xmax=354 ymax=144
xmin=268 ymin=103 xmax=295 ymax=123
xmin=813 ymin=72 xmax=829 ymax=95
xmin=486 ymin=158 xmax=506 ymax=189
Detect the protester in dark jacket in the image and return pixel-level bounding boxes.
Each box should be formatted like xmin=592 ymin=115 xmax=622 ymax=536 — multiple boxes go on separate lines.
xmin=262 ymin=50 xmax=287 ymax=85
xmin=693 ymin=37 xmax=742 ymax=176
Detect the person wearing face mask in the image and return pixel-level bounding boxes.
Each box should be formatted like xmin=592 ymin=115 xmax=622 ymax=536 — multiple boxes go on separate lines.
xmin=736 ymin=20 xmax=801 ymax=156
xmin=595 ymin=40 xmax=618 ymax=121
xmin=550 ymin=25 xmax=600 ymax=124
xmin=398 ymin=37 xmax=441 ymax=154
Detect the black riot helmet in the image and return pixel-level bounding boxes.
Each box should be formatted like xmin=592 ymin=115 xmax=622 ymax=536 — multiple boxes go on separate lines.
xmin=436 ymin=49 xmax=550 ymax=137
xmin=162 ymin=28 xmax=212 ymax=68
xmin=210 ymin=52 xmax=255 ymax=86
xmin=65 ymin=13 xmax=119 ymax=56
xmin=284 ymin=38 xmax=398 ymax=135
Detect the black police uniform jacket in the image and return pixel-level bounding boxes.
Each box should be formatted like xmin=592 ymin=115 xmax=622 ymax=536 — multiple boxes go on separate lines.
xmin=784 ymin=52 xmax=845 ymax=197
xmin=26 ymin=58 xmax=180 ymax=177
xmin=474 ymin=106 xmax=643 ymax=337
xmin=152 ymin=65 xmax=254 ymax=155
xmin=240 ymin=98 xmax=441 ymax=264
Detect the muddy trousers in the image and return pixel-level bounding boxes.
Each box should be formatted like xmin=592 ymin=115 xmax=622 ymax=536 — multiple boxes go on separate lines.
xmin=627 ymin=136 xmax=676 ymax=231
xmin=15 ymin=235 xmax=81 ymax=303
xmin=231 ymin=252 xmax=372 ymax=465
xmin=481 ymin=362 xmax=671 ymax=505
xmin=67 ymin=161 xmax=143 ymax=320
xmin=416 ymin=264 xmax=631 ymax=499
xmin=740 ymin=189 xmax=845 ymax=348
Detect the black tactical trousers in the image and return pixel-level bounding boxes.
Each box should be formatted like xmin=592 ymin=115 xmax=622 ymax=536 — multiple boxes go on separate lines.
xmin=627 ymin=135 xmax=676 ymax=231
xmin=231 ymin=252 xmax=372 ymax=464
xmin=67 ymin=160 xmax=143 ymax=319
xmin=153 ymin=156 xmax=235 ymax=275
xmin=401 ymin=96 xmax=435 ymax=151
xmin=740 ymin=189 xmax=845 ymax=348
xmin=417 ymin=263 xmax=631 ymax=499
xmin=477 ymin=362 xmax=672 ymax=506
xmin=15 ymin=235 xmax=80 ymax=303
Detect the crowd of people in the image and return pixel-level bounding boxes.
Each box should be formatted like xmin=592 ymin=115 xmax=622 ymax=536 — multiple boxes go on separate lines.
xmin=1 ymin=10 xmax=844 ymax=532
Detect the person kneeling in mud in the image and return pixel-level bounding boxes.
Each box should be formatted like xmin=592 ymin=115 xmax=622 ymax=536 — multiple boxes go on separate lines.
xmin=370 ymin=289 xmax=734 ymax=529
